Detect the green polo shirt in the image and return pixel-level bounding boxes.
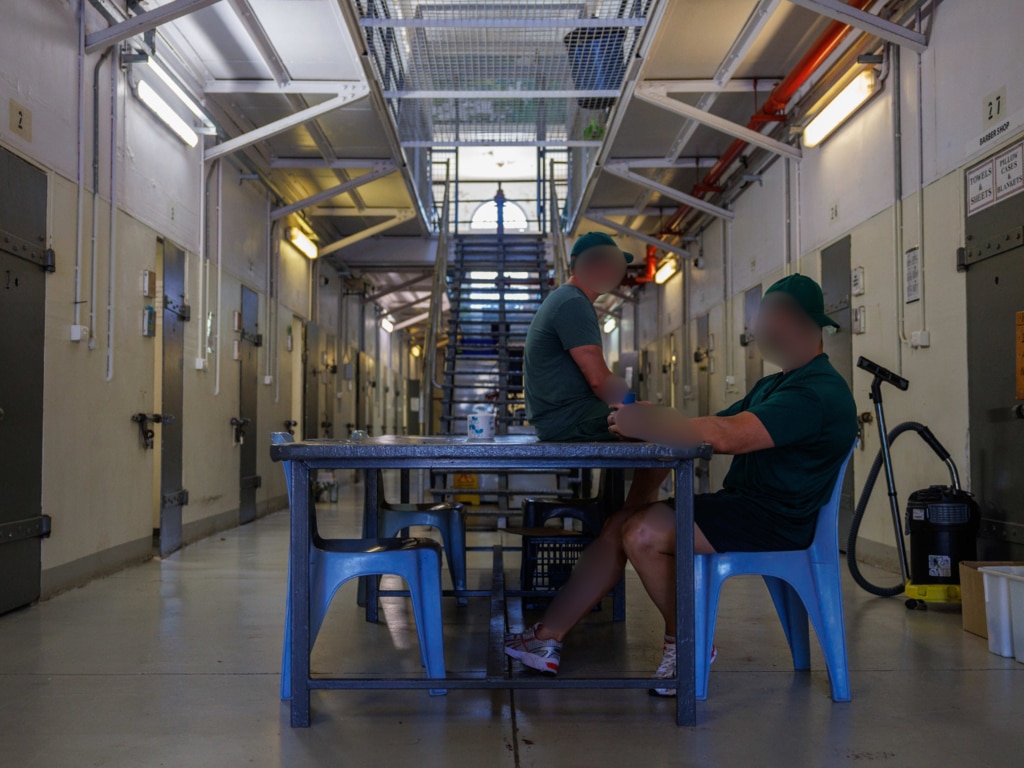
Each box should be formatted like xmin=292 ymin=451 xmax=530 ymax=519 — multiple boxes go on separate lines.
xmin=524 ymin=284 xmax=613 ymax=442
xmin=716 ymin=353 xmax=857 ymax=524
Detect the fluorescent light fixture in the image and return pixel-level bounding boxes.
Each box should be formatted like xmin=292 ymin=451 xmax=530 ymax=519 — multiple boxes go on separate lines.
xmin=146 ymin=57 xmax=213 ymax=133
xmin=803 ymin=70 xmax=877 ymax=148
xmin=410 ymin=344 xmax=422 ymax=358
xmin=602 ymin=315 xmax=617 ymax=333
xmin=381 ymin=316 xmax=395 ymax=333
xmin=137 ymin=80 xmax=198 ymax=147
xmin=286 ymin=227 xmax=318 ymax=260
xmin=654 ymin=257 xmax=679 ymax=285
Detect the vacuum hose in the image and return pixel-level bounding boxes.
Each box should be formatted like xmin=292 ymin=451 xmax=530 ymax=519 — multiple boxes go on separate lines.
xmin=846 ymin=421 xmax=954 ymax=597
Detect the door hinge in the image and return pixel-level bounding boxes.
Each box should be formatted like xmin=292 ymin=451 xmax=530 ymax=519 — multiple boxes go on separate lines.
xmin=0 ymin=515 xmax=52 ymax=545
xmin=241 ymin=475 xmax=262 ymax=490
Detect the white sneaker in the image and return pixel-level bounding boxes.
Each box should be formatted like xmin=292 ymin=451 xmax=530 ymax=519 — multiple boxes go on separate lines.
xmin=650 ymin=640 xmax=717 ymax=698
xmin=504 ymin=623 xmax=562 ymax=675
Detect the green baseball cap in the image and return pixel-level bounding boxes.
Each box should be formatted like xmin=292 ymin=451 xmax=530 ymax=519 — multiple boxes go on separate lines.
xmin=764 ymin=274 xmax=840 ymax=330
xmin=570 ymin=232 xmax=635 ymax=264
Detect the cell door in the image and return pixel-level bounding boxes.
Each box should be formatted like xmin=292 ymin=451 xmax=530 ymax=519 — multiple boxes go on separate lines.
xmin=964 ymin=169 xmax=1024 ymax=559
xmin=321 ymin=332 xmax=336 ymax=439
xmin=0 ymin=149 xmax=50 ymax=614
xmin=820 ymin=236 xmax=855 ymax=545
xmin=237 ymin=286 xmax=260 ymax=524
xmin=695 ymin=313 xmax=711 ymax=493
xmin=743 ymin=285 xmax=763 ymax=391
xmin=159 ymin=240 xmax=189 ymax=557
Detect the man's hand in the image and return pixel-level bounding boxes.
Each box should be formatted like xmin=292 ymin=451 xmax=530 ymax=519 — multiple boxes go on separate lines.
xmin=608 ymin=404 xmax=694 ymax=445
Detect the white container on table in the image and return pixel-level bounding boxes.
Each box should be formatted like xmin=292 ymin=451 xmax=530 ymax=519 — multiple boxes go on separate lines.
xmin=467 ymin=404 xmax=496 ymax=439
xmin=979 ymin=565 xmax=1024 ymax=661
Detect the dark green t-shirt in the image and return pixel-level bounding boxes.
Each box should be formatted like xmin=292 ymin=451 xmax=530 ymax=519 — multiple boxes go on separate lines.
xmin=716 ymin=353 xmax=857 ymax=522
xmin=524 ymin=284 xmax=613 ymax=441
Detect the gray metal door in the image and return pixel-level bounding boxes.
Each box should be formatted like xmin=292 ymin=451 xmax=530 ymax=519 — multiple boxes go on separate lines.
xmin=322 ymin=333 xmax=336 ymax=438
xmin=695 ymin=314 xmax=711 ymax=493
xmin=820 ymin=236 xmax=855 ymax=545
xmin=304 ymin=322 xmax=332 ymax=438
xmin=0 ymin=149 xmax=50 ymax=614
xmin=160 ymin=240 xmax=188 ymax=557
xmin=743 ymin=285 xmax=763 ymax=391
xmin=964 ymin=173 xmax=1024 ymax=559
xmin=238 ymin=286 xmax=260 ymax=524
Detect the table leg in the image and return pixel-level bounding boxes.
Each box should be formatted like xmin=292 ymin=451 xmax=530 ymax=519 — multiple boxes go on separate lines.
xmin=400 ymin=468 xmax=410 ymax=504
xmin=674 ymin=462 xmax=696 ymax=727
xmin=290 ymin=460 xmax=312 ymax=727
xmin=365 ymin=468 xmax=380 ymax=623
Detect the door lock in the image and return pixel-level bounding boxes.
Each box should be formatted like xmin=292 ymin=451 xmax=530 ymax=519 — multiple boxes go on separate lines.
xmin=283 ymin=419 xmax=297 ymax=436
xmin=230 ymin=416 xmax=252 ymax=444
xmin=130 ymin=413 xmax=168 ymax=449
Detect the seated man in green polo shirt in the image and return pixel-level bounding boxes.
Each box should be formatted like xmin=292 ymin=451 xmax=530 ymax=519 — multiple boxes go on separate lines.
xmin=506 ymin=274 xmax=857 ymax=691
xmin=523 ymin=231 xmax=633 ymax=442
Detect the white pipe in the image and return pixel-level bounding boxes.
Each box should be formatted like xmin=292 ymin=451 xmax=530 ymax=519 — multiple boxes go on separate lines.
xmin=74 ymin=1 xmax=85 ymax=329
xmin=723 ymin=221 xmax=733 ymax=382
xmin=915 ymin=32 xmax=927 ymax=331
xmin=196 ymin=155 xmax=206 ymax=365
xmin=265 ymin=192 xmax=273 ymax=379
xmin=214 ymin=160 xmax=223 ymax=396
xmin=105 ymin=48 xmax=119 ymax=381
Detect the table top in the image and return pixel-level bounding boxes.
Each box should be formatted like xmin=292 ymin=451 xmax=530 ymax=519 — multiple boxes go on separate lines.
xmin=270 ymin=434 xmax=712 ymax=464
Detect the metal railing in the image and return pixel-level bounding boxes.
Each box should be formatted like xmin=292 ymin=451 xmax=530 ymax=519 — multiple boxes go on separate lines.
xmin=421 ymin=162 xmax=451 ymax=435
xmin=549 ymin=159 xmax=571 ymax=287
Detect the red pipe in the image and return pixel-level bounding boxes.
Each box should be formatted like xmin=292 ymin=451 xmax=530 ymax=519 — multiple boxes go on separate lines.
xmin=662 ymin=0 xmax=876 ymax=235
xmin=624 ymin=245 xmax=660 ymax=285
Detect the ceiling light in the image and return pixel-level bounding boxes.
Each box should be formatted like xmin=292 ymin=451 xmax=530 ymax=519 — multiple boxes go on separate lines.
xmin=381 ymin=316 xmax=395 ymax=333
xmin=803 ymin=70 xmax=877 ymax=148
xmin=654 ymin=257 xmax=678 ymax=285
xmin=410 ymin=344 xmax=422 ymax=358
xmin=136 ymin=80 xmax=198 ymax=147
xmin=146 ymin=57 xmax=213 ymax=132
xmin=286 ymin=227 xmax=318 ymax=260
xmin=602 ymin=316 xmax=618 ymax=334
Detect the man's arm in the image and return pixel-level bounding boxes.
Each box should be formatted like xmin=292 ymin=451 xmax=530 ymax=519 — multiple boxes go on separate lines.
xmin=608 ymin=405 xmax=774 ymax=455
xmin=568 ymin=345 xmax=628 ymax=404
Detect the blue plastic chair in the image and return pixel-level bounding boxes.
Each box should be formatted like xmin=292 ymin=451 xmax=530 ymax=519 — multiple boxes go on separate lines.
xmin=366 ymin=472 xmax=468 ymax=606
xmin=693 ymin=448 xmax=855 ymax=702
xmin=272 ymin=433 xmax=446 ymax=699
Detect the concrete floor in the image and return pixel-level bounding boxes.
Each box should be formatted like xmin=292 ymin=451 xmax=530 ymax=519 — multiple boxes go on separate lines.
xmin=1 ymin=482 xmax=1021 ymax=768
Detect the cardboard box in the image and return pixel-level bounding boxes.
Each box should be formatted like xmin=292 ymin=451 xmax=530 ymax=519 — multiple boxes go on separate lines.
xmin=960 ymin=561 xmax=1024 ymax=638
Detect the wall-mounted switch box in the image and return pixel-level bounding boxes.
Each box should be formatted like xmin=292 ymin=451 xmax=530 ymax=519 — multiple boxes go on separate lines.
xmin=911 ymin=330 xmax=931 ymax=348
xmin=852 ymin=306 xmax=866 ymax=334
xmin=232 ymin=339 xmax=241 ymax=360
xmin=263 ymin=375 xmax=273 ymax=385
xmin=142 ymin=307 xmax=156 ymax=337
xmin=195 ymin=357 xmax=207 ymax=371
xmin=141 ymin=270 xmax=156 ymax=298
xmin=232 ymin=310 xmax=242 ymax=332
xmin=70 ymin=324 xmax=88 ymax=342
xmin=851 ymin=266 xmax=865 ymax=296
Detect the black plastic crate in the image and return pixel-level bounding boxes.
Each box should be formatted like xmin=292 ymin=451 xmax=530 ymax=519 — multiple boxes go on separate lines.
xmin=519 ymin=534 xmax=592 ymax=611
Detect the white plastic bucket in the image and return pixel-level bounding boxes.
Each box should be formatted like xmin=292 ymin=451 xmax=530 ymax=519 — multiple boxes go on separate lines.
xmin=979 ymin=565 xmax=1024 ymax=660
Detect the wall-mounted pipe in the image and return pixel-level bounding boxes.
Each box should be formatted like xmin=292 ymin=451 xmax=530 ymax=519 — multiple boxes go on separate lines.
xmin=214 ymin=159 xmax=223 ymax=396
xmin=914 ymin=9 xmax=927 ymax=331
xmin=660 ymin=0 xmax=876 ymax=237
xmin=89 ymin=47 xmax=113 ymax=349
xmin=196 ymin=159 xmax=216 ymax=367
xmin=891 ymin=43 xmax=908 ymax=371
xmin=74 ymin=0 xmax=86 ymax=330
xmin=105 ymin=47 xmax=119 ymax=382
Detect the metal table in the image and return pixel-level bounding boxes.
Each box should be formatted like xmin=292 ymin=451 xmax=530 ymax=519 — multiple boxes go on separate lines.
xmin=270 ymin=435 xmax=712 ymax=727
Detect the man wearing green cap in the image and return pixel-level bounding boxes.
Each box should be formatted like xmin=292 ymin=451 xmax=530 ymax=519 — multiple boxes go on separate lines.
xmin=523 ymin=231 xmax=635 ymax=442
xmin=507 ymin=273 xmax=856 ymax=692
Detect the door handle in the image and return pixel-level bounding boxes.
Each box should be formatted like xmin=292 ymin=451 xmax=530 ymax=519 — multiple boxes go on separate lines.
xmin=1014 ymin=404 xmax=1024 ymax=420
xmin=230 ymin=416 xmax=252 ymax=444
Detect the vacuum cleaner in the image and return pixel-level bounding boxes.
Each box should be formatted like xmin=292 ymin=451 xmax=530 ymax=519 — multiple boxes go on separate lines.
xmin=846 ymin=357 xmax=980 ymax=609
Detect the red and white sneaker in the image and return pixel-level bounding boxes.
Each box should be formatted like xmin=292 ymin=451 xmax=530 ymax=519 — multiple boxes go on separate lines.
xmin=650 ymin=639 xmax=717 ymax=698
xmin=504 ymin=623 xmax=562 ymax=675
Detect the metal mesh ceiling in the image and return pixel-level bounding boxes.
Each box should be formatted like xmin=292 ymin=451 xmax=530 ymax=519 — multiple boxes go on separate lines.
xmin=355 ymin=0 xmax=653 ymax=145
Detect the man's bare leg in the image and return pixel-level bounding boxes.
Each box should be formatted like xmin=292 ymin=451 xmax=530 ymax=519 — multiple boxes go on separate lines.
xmin=532 ymin=506 xmax=635 ymax=641
xmin=621 ymin=501 xmax=716 ymax=635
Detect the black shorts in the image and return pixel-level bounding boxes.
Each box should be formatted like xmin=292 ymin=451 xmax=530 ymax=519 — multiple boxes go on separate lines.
xmin=670 ymin=492 xmax=816 ymax=552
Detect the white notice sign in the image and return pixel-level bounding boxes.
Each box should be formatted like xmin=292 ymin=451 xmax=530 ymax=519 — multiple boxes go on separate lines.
xmin=966 ymin=158 xmax=996 ymax=216
xmin=904 ymin=247 xmax=921 ymax=304
xmin=994 ymin=142 xmax=1024 ymax=202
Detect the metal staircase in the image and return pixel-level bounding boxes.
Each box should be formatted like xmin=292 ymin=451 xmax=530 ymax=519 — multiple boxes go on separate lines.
xmin=434 ymin=233 xmax=575 ymax=512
